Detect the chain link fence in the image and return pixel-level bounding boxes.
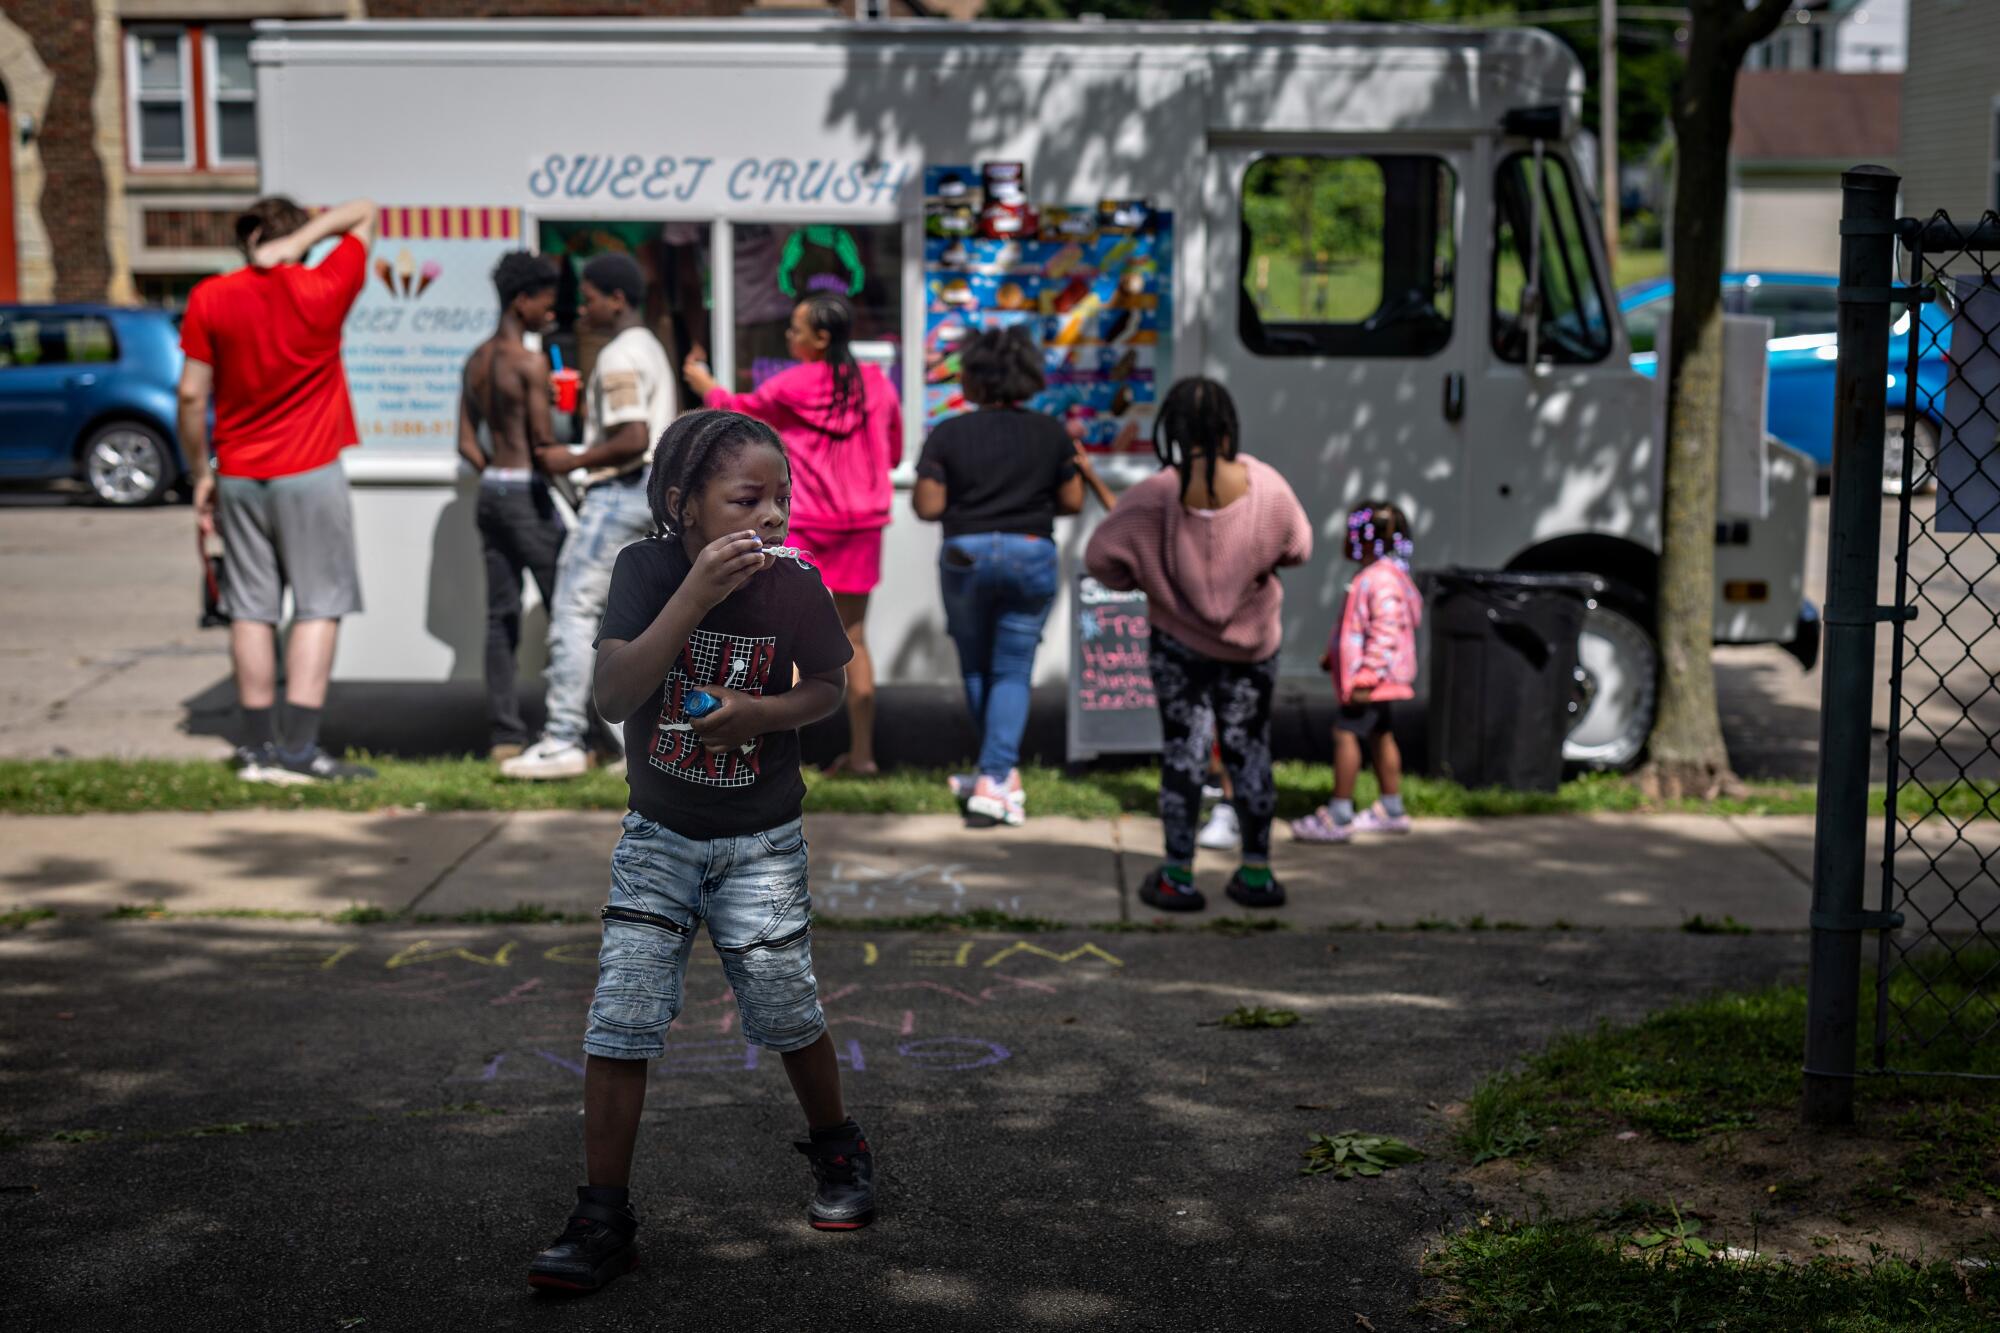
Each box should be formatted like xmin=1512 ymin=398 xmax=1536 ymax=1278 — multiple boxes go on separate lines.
xmin=1874 ymin=209 xmax=2000 ymax=1080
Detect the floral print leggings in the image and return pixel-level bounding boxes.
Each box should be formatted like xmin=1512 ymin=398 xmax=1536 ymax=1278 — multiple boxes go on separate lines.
xmin=1148 ymin=629 xmax=1279 ymax=864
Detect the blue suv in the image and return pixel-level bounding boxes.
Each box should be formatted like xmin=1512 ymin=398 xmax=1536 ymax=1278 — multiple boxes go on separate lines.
xmin=1620 ymin=271 xmax=1953 ymax=494
xmin=0 ymin=304 xmax=185 ymax=505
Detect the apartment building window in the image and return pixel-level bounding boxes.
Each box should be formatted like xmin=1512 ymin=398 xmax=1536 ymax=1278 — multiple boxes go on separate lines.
xmin=206 ymin=28 xmax=257 ymax=166
xmin=127 ymin=27 xmax=193 ymax=167
xmin=125 ymin=24 xmax=259 ymax=170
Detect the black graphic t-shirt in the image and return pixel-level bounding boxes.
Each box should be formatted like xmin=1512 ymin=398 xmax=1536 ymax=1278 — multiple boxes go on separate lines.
xmin=595 ymin=537 xmax=853 ymax=840
xmin=915 ymin=406 xmax=1076 ymax=539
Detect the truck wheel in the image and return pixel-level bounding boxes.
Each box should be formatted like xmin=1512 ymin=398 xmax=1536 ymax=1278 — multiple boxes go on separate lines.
xmin=1562 ymin=597 xmax=1658 ymax=772
xmin=82 ymin=421 xmax=175 ymax=507
xmin=1882 ymin=413 xmax=1936 ymax=497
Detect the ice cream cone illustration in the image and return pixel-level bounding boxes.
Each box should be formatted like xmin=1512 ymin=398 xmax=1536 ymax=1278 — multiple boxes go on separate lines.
xmin=395 ymin=248 xmax=415 ymax=297
xmin=416 ymin=260 xmax=442 ymax=299
xmin=373 ymin=257 xmax=395 ymax=296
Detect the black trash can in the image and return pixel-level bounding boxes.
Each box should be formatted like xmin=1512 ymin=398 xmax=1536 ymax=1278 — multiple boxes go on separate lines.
xmin=1425 ymin=569 xmax=1604 ymax=792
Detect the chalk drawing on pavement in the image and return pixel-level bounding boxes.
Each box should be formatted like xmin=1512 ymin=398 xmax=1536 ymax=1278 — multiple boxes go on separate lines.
xmin=819 ymin=861 xmax=1024 ymax=915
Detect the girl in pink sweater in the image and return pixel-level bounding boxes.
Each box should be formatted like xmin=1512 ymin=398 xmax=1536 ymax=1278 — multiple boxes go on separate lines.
xmin=1084 ymin=378 xmax=1311 ymax=913
xmin=683 ymin=295 xmax=902 ymax=774
xmin=1293 ymin=502 xmax=1422 ymax=843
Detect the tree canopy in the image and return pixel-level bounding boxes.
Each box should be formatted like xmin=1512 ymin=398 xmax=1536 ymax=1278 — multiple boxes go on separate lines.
xmin=977 ymin=0 xmax=1683 ymax=171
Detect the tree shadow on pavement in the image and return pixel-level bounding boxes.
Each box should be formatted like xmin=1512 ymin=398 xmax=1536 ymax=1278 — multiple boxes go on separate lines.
xmin=0 ymin=917 xmax=1809 ymax=1330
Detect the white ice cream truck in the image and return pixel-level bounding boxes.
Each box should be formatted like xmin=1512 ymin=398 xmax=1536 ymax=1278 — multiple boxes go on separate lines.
xmin=254 ymin=16 xmax=1813 ymax=769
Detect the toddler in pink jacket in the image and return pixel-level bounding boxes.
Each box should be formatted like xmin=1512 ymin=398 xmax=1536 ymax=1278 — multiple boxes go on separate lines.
xmin=1292 ymin=501 xmax=1422 ymax=844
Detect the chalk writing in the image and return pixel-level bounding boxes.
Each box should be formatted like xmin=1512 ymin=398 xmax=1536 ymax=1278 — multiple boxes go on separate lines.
xmin=982 ymin=941 xmax=1124 ymax=968
xmin=455 ymin=1037 xmax=1005 ymax=1084
xmin=820 ymin=861 xmax=1025 ymax=915
xmin=1068 ymin=574 xmax=1163 ymax=761
xmin=386 ymin=939 xmax=518 ymax=970
xmin=252 ymin=933 xmax=1124 ymax=975
xmin=909 ymin=941 xmax=978 ymax=968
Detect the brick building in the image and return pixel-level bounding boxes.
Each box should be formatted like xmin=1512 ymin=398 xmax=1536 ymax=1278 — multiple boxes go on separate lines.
xmin=0 ymin=0 xmax=944 ymax=308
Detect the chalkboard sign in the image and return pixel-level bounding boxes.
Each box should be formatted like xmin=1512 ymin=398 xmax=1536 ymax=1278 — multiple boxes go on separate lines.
xmin=1067 ymin=574 xmax=1163 ymax=761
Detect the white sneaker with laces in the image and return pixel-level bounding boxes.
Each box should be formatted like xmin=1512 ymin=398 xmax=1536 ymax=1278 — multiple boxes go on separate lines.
xmin=500 ymin=737 xmax=590 ymax=781
xmin=1197 ymin=801 xmax=1242 ymax=851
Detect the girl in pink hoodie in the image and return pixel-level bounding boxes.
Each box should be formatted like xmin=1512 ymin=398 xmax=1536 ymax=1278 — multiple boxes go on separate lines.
xmin=684 ymin=295 xmax=902 ymax=774
xmin=1293 ymin=502 xmax=1422 ymax=844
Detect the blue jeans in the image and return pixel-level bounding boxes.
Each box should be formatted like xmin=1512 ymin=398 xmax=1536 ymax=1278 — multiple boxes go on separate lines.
xmin=544 ymin=478 xmax=655 ymax=747
xmin=938 ymin=532 xmax=1059 ymax=781
xmin=583 ymin=811 xmax=823 ymax=1059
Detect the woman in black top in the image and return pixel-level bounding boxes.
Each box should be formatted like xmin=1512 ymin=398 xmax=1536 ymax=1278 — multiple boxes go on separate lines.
xmin=914 ymin=326 xmax=1111 ymax=826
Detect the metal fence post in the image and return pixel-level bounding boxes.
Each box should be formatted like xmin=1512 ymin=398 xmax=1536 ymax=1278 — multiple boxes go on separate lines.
xmin=1802 ymin=164 xmax=1900 ymax=1125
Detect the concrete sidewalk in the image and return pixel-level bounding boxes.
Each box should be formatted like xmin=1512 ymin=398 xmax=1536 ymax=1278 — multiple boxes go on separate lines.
xmin=5 ymin=808 xmax=1985 ymax=930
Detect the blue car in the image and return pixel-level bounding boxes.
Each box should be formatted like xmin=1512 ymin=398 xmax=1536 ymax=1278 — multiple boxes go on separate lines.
xmin=0 ymin=304 xmax=186 ymax=505
xmin=1620 ymin=271 xmax=1952 ymax=494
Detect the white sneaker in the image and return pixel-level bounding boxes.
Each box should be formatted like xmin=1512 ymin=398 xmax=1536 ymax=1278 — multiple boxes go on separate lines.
xmin=966 ymin=774 xmax=1028 ymax=828
xmin=1197 ymin=801 xmax=1242 ymax=851
xmin=1200 ymin=782 xmax=1225 ymax=805
xmin=499 ymin=737 xmax=590 ymax=781
xmin=948 ymin=773 xmax=976 ymax=802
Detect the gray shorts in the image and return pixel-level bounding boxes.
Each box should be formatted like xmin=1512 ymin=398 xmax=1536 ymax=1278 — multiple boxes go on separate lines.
xmin=217 ymin=460 xmax=363 ymax=623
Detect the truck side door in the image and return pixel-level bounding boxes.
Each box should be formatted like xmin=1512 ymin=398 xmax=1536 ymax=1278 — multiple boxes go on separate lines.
xmin=1468 ymin=145 xmax=1655 ymax=565
xmin=1204 ymin=144 xmax=1470 ymax=674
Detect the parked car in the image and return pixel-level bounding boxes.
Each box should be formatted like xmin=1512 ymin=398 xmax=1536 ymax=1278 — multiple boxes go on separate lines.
xmin=1619 ymin=271 xmax=1953 ymax=494
xmin=0 ymin=304 xmax=185 ymax=505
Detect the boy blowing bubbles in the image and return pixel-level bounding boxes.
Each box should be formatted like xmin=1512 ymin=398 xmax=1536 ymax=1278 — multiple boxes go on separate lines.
xmin=529 ymin=410 xmax=873 ymax=1294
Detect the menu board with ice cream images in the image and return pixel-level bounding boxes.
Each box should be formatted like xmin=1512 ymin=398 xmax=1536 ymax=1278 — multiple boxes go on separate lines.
xmin=924 ymin=166 xmax=1171 ymax=453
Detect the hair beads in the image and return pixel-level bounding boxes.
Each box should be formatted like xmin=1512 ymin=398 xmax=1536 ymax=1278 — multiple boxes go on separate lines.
xmin=1347 ymin=505 xmax=1414 ymax=569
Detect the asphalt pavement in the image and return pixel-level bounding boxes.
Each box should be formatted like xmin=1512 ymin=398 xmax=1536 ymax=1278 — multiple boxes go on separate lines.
xmin=0 ymin=916 xmax=1805 ymax=1332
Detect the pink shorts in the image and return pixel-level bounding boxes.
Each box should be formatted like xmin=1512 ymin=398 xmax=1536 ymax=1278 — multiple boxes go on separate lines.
xmin=789 ymin=521 xmax=882 ymax=596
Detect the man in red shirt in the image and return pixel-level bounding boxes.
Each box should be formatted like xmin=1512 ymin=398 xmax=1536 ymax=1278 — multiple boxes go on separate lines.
xmin=177 ymin=196 xmax=377 ymax=783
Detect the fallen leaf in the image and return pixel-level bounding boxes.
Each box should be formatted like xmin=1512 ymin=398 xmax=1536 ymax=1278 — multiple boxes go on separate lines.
xmin=1615 ymin=1130 xmax=1640 ymax=1142
xmin=1355 ymin=1316 xmax=1376 ymax=1331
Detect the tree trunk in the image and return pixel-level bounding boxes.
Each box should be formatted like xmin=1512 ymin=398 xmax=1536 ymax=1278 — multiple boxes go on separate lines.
xmin=1640 ymin=0 xmax=1788 ymax=800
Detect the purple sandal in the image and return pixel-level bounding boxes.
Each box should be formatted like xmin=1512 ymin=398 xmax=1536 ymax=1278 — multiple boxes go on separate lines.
xmin=1289 ymin=806 xmax=1354 ymax=844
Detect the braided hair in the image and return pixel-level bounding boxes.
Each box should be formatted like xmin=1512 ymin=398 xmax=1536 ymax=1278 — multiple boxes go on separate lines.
xmin=646 ymin=409 xmax=787 ymax=540
xmin=1152 ymin=377 xmax=1240 ymax=502
xmin=800 ymin=293 xmax=864 ymax=446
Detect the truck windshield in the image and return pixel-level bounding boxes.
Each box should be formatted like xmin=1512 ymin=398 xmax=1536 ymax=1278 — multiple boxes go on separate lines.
xmin=1238 ymin=154 xmax=1456 ymax=359
xmin=1492 ymin=151 xmax=1611 ymax=365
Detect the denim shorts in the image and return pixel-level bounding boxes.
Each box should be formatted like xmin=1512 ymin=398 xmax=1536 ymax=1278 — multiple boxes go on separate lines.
xmin=583 ymin=811 xmax=825 ymax=1059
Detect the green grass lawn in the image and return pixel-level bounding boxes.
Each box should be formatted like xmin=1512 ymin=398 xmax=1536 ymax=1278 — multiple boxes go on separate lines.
xmin=1433 ymin=953 xmax=2000 ymax=1326
xmin=1 ymin=756 xmax=1996 ymax=823
xmin=1458 ymin=949 xmax=2000 ymax=1162
xmin=1425 ymin=1220 xmax=1999 ymax=1330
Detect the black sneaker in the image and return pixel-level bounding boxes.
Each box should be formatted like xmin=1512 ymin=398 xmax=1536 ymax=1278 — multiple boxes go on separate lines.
xmin=527 ymin=1191 xmax=639 ymax=1293
xmin=231 ymin=742 xmax=274 ymax=773
xmin=1138 ymin=866 xmax=1207 ymax=913
xmin=795 ymin=1125 xmax=876 ymax=1230
xmin=243 ymin=746 xmax=377 ymax=786
xmin=1224 ymin=867 xmax=1287 ymax=909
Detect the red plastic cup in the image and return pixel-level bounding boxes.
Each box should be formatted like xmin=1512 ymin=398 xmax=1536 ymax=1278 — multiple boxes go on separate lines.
xmin=551 ymin=368 xmax=581 ymax=414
